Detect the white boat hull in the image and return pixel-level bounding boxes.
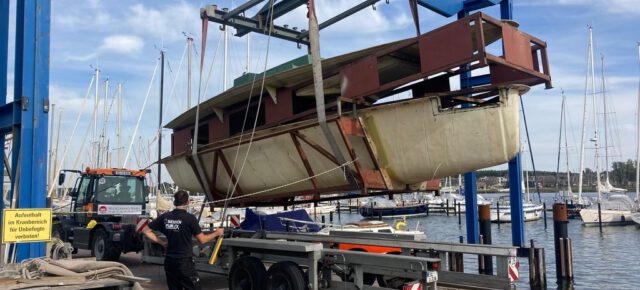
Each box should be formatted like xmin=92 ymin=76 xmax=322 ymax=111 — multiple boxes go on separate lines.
xmin=490 ymin=203 xmax=543 ymax=222
xmin=580 ymin=209 xmax=635 ymax=226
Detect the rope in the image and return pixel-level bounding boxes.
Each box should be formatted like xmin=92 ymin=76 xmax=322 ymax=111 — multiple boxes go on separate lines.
xmin=123 ymin=59 xmax=160 ymax=168
xmin=219 ymin=0 xmax=276 ymax=220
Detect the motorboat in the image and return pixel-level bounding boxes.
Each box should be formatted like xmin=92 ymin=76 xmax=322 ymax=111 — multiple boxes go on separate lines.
xmin=358 ymin=199 xmax=427 ymax=218
xmin=491 ymin=195 xmax=543 ymax=222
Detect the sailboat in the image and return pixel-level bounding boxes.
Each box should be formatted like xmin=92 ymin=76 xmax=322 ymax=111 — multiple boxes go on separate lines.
xmin=579 ymin=28 xmax=637 ymax=226
xmin=597 ymin=56 xmax=627 ymax=194
xmin=491 ymin=143 xmax=543 ymax=223
xmin=555 ymin=91 xmax=591 ymax=218
xmin=630 ymin=43 xmax=640 ymax=226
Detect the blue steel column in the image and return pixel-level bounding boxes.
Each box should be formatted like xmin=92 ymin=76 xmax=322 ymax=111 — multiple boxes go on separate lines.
xmin=500 ymin=0 xmax=525 ymax=247
xmin=458 ymin=10 xmax=479 ymax=244
xmin=0 ymin=0 xmax=9 ymax=219
xmin=14 ymin=0 xmax=50 ymax=261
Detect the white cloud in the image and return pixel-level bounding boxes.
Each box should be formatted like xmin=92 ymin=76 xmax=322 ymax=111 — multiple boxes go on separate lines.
xmin=100 ymin=35 xmax=145 ymax=54
xmin=64 ymin=34 xmax=145 ymax=62
xmin=126 ymin=2 xmax=200 ymax=44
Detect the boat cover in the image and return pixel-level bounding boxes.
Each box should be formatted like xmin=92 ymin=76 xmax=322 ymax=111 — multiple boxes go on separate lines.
xmin=240 ymin=208 xmax=320 ymax=232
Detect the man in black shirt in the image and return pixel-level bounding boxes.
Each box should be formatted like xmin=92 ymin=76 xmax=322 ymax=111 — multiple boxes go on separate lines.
xmin=143 ymin=191 xmax=224 ymax=290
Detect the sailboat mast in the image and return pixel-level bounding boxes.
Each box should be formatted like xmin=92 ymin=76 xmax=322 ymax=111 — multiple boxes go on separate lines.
xmin=187 ymin=37 xmax=193 ymax=109
xmin=158 ymin=50 xmax=165 ymax=191
xmin=589 ymin=28 xmax=602 ymax=201
xmin=563 ymin=92 xmax=572 ymax=195
xmin=48 ymin=103 xmax=55 ymax=185
xmin=578 ymin=28 xmax=592 ymax=202
xmin=103 ymin=78 xmax=109 ymax=168
xmin=636 ymin=43 xmax=640 ymax=201
xmin=93 ymin=68 xmax=100 ymax=167
xmin=223 ymin=26 xmax=228 ymax=90
xmin=601 ymin=56 xmax=610 ymax=185
xmin=556 ymin=91 xmax=565 ymax=194
xmin=245 ymin=34 xmax=250 ymax=74
xmin=117 ymin=83 xmax=122 ymax=167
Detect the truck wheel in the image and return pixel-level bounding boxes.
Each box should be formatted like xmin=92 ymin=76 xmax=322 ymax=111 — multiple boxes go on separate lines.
xmin=93 ymin=229 xmax=121 ymax=261
xmin=229 ymin=256 xmax=266 ymax=290
xmin=265 ymin=261 xmax=307 ymax=290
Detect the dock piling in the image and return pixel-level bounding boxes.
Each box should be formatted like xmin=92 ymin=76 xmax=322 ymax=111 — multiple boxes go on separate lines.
xmin=446 ymin=199 xmax=450 ymax=216
xmin=553 ymin=203 xmax=574 ymax=287
xmin=458 ymin=202 xmax=462 ymax=226
xmin=543 ymin=202 xmax=548 ymax=230
xmin=478 ymin=204 xmax=493 ymax=275
xmin=496 ymin=202 xmax=501 ymax=226
xmin=597 ymin=202 xmax=603 ymax=233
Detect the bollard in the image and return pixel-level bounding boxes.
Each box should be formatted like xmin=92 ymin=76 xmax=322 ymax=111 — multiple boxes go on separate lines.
xmin=543 ymin=202 xmax=548 ymax=230
xmin=446 ymin=199 xmax=450 ymax=216
xmin=553 ymin=203 xmax=574 ymax=287
xmin=478 ymin=204 xmax=493 ymax=275
xmin=597 ymin=202 xmax=603 ymax=233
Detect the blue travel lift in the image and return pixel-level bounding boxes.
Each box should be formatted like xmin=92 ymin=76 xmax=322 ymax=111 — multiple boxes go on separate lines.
xmin=0 ymin=0 xmax=526 ymax=263
xmin=419 ymin=0 xmax=525 ymax=247
xmin=0 ymin=0 xmax=51 ymax=262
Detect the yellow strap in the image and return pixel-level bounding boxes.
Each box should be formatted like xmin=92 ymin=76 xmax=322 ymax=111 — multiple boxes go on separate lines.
xmin=209 ymin=237 xmax=224 ymax=265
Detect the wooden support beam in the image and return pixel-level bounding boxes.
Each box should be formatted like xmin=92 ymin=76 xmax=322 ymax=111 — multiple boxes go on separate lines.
xmin=290 ymin=133 xmax=319 ymax=190
xmin=292 ymin=131 xmax=340 ymax=166
xmin=217 ymin=150 xmax=244 ymax=196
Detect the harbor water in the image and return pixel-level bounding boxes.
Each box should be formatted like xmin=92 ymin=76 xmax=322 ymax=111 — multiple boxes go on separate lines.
xmin=330 ymin=192 xmax=639 ymax=289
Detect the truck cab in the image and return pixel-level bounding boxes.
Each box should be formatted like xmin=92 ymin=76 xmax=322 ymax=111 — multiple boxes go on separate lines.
xmin=54 ymin=168 xmax=151 ymax=261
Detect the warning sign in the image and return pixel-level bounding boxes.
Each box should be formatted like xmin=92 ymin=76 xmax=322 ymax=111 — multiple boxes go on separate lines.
xmin=2 ymin=208 xmax=52 ymax=243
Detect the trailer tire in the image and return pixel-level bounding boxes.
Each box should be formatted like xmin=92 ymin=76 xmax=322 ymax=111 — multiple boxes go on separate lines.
xmin=229 ymin=256 xmax=266 ymax=290
xmin=265 ymin=261 xmax=307 ymax=290
xmin=93 ymin=229 xmax=121 ymax=261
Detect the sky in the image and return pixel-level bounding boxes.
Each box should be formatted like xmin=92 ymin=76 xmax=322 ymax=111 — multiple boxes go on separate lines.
xmin=3 ymin=0 xmax=640 ymax=185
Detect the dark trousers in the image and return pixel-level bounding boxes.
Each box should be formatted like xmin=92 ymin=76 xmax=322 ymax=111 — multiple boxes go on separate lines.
xmin=164 ymin=257 xmax=201 ymax=290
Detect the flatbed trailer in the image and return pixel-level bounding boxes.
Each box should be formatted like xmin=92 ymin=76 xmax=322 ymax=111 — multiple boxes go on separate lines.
xmin=142 ymin=230 xmax=439 ymax=290
xmin=141 ymin=230 xmax=520 ymax=290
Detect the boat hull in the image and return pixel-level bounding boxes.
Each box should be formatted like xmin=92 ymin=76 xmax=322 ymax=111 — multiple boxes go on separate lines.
xmin=580 ymin=209 xmax=635 ymax=226
xmin=164 ymin=87 xmax=524 ymax=205
xmin=491 ymin=204 xmax=543 ymax=223
xmin=359 ymin=204 xmax=428 ymax=218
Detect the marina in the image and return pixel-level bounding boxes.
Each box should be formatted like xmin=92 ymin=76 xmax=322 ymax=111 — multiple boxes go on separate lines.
xmin=1 ymin=0 xmax=640 ymax=289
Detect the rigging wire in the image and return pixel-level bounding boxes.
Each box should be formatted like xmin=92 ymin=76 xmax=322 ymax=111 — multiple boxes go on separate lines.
xmin=520 ymin=95 xmax=542 ymax=203
xmin=123 ymin=59 xmax=160 ymax=168
xmin=47 ymin=75 xmax=95 ymax=198
xmin=220 ymin=0 xmax=277 ymax=222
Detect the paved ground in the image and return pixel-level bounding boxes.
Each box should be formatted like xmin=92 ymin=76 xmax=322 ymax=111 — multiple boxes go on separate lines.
xmin=74 ymin=250 xmax=229 ymax=289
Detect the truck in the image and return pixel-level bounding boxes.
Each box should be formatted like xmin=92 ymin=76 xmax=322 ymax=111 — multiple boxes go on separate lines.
xmin=53 ymin=168 xmax=151 ymax=261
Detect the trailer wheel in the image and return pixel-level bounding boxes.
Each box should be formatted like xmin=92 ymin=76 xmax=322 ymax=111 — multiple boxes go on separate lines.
xmin=229 ymin=256 xmax=266 ymax=290
xmin=265 ymin=261 xmax=307 ymax=290
xmin=93 ymin=229 xmax=121 ymax=261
